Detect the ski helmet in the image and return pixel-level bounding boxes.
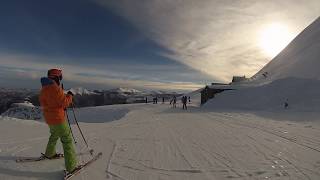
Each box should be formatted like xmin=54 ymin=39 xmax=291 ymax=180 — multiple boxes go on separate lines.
xmin=48 ymin=68 xmax=63 ymax=80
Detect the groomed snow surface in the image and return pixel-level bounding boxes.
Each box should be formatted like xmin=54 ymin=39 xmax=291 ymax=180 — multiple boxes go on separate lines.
xmin=0 ymin=101 xmax=320 ymax=180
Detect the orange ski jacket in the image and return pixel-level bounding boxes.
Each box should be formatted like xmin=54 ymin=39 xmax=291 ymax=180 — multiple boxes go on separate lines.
xmin=39 ymin=77 xmax=72 ymax=125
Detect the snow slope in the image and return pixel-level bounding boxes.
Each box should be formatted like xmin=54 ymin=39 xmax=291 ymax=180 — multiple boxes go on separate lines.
xmin=253 ymin=16 xmax=320 ymax=82
xmin=204 ymin=77 xmax=320 ymax=111
xmin=0 ymin=103 xmax=319 ymax=180
xmin=203 ymin=17 xmax=320 ymax=111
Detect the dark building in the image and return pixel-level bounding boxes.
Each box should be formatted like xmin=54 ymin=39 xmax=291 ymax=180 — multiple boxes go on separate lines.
xmin=200 ymin=85 xmax=233 ymax=105
xmin=232 ymin=76 xmax=248 ymax=83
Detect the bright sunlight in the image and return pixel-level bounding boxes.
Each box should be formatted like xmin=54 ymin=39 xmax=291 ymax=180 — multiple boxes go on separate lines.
xmin=259 ymin=23 xmax=295 ymax=58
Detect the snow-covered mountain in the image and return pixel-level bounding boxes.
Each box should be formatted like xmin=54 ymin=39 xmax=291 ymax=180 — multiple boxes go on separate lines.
xmin=0 ymin=86 xmax=181 ymax=115
xmin=108 ymin=87 xmax=178 ymax=96
xmin=252 ymin=16 xmax=320 ymax=82
xmin=204 ymin=17 xmax=320 ymax=110
xmin=146 ymin=90 xmax=168 ymax=95
xmin=109 ymin=87 xmax=142 ymax=95
xmin=1 ymin=101 xmax=42 ymax=120
xmin=68 ymin=87 xmax=97 ymax=96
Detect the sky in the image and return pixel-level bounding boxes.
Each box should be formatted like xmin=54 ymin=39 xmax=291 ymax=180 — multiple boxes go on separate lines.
xmin=0 ymin=0 xmax=319 ymax=91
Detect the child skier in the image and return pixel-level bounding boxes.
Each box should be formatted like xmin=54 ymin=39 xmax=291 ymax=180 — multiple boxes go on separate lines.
xmin=39 ymin=68 xmax=78 ymax=173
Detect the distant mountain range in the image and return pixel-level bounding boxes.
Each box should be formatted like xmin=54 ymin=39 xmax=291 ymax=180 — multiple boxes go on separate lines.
xmin=67 ymin=87 xmax=178 ymax=96
xmin=0 ymin=87 xmax=182 ymax=117
xmin=67 ymin=87 xmax=180 ymax=107
xmin=68 ymin=87 xmax=98 ymax=96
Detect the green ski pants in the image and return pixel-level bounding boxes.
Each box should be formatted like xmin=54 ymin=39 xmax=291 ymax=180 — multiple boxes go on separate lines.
xmin=45 ymin=121 xmax=77 ymax=172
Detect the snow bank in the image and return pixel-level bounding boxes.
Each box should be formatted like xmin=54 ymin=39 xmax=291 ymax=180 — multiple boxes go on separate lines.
xmin=204 ymin=77 xmax=320 ymax=111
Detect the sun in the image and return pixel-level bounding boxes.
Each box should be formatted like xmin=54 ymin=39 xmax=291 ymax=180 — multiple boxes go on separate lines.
xmin=259 ymin=23 xmax=295 ymax=58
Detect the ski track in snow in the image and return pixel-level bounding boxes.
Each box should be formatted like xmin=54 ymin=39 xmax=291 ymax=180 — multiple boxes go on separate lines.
xmin=0 ymin=103 xmax=320 ymax=179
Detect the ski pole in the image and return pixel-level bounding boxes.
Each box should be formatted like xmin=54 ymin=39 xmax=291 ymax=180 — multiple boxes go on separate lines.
xmin=70 ymin=103 xmax=94 ymax=155
xmin=65 ymin=109 xmax=77 ymax=144
xmin=61 ymin=83 xmax=77 ymax=144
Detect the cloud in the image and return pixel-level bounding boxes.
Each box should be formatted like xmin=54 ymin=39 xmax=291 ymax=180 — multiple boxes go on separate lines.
xmin=95 ymin=0 xmax=320 ymax=82
xmin=0 ymin=53 xmax=204 ymax=90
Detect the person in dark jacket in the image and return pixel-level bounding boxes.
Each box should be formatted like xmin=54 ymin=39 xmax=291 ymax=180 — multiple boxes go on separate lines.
xmin=182 ymin=96 xmax=187 ymax=110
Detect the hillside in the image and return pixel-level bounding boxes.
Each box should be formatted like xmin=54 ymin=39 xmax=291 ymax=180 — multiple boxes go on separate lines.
xmin=204 ymin=17 xmax=320 ymax=111
xmin=204 ymin=77 xmax=320 ymax=111
xmin=253 ymin=17 xmax=320 ymax=82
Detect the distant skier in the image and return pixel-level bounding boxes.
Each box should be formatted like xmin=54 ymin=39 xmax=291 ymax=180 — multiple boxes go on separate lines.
xmin=39 ymin=69 xmax=78 ymax=174
xmin=262 ymin=72 xmax=269 ymax=78
xmin=284 ymin=99 xmax=289 ymax=109
xmin=182 ymin=96 xmax=187 ymax=110
xmin=153 ymin=97 xmax=158 ymax=104
xmin=172 ymin=96 xmax=177 ymax=108
xmin=185 ymin=96 xmax=188 ymax=109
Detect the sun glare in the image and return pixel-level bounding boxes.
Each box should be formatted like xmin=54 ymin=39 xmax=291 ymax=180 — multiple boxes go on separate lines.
xmin=259 ymin=23 xmax=294 ymax=58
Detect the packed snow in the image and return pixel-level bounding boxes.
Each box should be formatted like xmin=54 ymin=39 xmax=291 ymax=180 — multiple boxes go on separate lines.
xmin=0 ymin=102 xmax=319 ymax=180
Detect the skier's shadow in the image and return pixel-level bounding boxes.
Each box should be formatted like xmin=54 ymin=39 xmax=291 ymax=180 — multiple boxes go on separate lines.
xmin=0 ymin=156 xmax=63 ymax=180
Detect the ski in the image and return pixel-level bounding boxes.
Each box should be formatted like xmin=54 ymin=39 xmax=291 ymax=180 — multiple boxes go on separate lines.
xmin=16 ymin=150 xmax=93 ymax=163
xmin=63 ymin=152 xmax=102 ymax=180
xmin=16 ymin=153 xmax=64 ymax=163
